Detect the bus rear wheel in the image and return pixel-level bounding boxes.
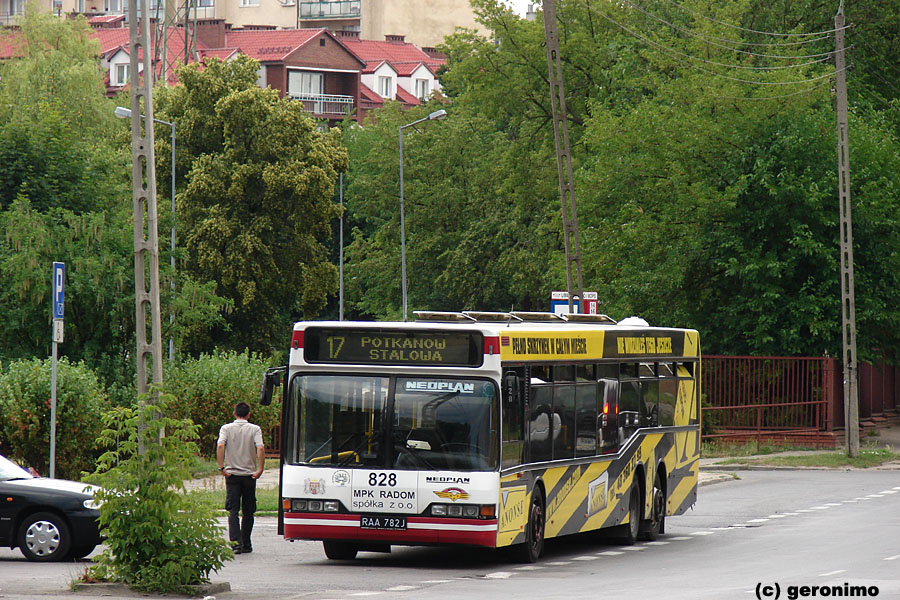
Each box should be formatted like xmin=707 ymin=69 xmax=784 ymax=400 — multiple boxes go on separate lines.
xmin=516 ymin=488 xmax=545 ymax=563
xmin=323 ymin=540 xmax=358 ymax=560
xmin=639 ymin=471 xmax=665 ymax=541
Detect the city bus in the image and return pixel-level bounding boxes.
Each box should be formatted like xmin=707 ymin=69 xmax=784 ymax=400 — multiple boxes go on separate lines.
xmin=259 ymin=311 xmax=700 ymax=562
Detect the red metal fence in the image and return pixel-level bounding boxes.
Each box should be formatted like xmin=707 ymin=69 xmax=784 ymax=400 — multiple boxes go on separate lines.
xmin=702 ymin=355 xmax=899 ymax=447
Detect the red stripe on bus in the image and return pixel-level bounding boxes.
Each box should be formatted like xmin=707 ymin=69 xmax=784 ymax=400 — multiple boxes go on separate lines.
xmin=291 ymin=330 xmax=304 ymax=349
xmin=283 ymin=518 xmax=497 ymax=547
xmin=484 ymin=336 xmax=500 ymax=355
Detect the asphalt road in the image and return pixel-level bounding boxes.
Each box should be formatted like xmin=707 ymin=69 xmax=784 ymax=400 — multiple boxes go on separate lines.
xmin=1 ymin=470 xmax=898 ymax=600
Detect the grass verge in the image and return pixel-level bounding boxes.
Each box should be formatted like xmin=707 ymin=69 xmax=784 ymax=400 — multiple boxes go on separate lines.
xmin=715 ymin=447 xmax=900 ymax=469
xmin=187 ymin=486 xmax=281 ymax=516
xmin=701 ymin=440 xmax=818 ymax=458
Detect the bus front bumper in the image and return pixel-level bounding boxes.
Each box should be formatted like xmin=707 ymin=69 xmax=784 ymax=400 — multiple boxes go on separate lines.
xmin=283 ymin=512 xmax=498 ymax=547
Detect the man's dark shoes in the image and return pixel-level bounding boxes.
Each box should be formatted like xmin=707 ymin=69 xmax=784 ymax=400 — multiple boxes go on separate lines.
xmin=231 ymin=543 xmax=242 ymax=554
xmin=242 ymin=546 xmax=253 ymax=554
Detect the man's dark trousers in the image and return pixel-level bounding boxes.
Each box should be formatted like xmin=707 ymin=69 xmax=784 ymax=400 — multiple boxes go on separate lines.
xmin=225 ymin=475 xmax=257 ymax=551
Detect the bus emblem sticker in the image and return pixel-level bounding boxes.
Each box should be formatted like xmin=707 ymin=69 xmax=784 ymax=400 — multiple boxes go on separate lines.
xmin=434 ymin=487 xmax=469 ymax=502
xmin=304 ymin=478 xmax=326 ymax=495
xmin=332 ymin=470 xmax=351 ymax=486
xmin=587 ymin=473 xmax=609 ymax=516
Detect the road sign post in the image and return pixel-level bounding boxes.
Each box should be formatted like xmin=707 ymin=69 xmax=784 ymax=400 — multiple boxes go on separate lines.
xmin=50 ymin=262 xmax=64 ymax=479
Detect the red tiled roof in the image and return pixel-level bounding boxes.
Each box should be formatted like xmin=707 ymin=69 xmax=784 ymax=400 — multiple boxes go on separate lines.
xmin=224 ymin=29 xmax=322 ymax=62
xmin=94 ymin=27 xmax=199 ymax=86
xmin=359 ymin=82 xmax=383 ymax=106
xmin=198 ymin=48 xmax=239 ymax=61
xmin=362 ymin=59 xmax=393 ymax=75
xmin=394 ymin=85 xmax=421 ymax=106
xmin=88 ymin=14 xmax=125 ymax=24
xmin=340 ymin=37 xmax=444 ymax=74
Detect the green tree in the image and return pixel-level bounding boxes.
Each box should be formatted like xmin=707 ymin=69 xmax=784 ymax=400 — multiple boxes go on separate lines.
xmin=0 ymin=357 xmax=105 ymax=478
xmin=156 ymin=56 xmax=347 ymax=353
xmin=86 ymin=395 xmax=232 ymax=593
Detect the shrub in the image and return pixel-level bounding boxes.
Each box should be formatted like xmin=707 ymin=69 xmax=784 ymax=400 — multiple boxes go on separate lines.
xmin=86 ymin=394 xmax=232 ymax=593
xmin=0 ymin=357 xmax=104 ymax=478
xmin=164 ymin=350 xmax=281 ymax=456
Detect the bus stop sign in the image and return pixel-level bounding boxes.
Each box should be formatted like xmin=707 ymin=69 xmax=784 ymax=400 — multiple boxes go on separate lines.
xmin=52 ymin=262 xmax=65 ymax=320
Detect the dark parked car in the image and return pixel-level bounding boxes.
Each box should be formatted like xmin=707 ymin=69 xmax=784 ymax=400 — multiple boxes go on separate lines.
xmin=0 ymin=454 xmax=101 ymax=561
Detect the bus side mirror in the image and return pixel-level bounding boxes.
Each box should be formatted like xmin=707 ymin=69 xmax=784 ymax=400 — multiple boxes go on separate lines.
xmin=503 ymin=372 xmax=520 ymax=406
xmin=259 ymin=366 xmax=286 ymax=406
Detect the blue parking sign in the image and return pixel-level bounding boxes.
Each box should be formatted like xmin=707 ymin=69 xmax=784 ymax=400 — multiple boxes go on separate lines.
xmin=52 ymin=262 xmax=65 ymax=320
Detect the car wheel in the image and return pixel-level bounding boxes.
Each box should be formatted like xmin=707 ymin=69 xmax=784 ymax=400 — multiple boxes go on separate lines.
xmin=18 ymin=512 xmax=71 ymax=562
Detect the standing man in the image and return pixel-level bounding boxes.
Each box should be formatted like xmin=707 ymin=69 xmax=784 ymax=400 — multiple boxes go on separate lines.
xmin=217 ymin=402 xmax=265 ymax=554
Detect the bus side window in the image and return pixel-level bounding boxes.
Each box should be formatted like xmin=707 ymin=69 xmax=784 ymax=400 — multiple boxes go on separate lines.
xmin=598 ymin=379 xmax=619 ymax=454
xmin=501 ymin=368 xmax=525 ymax=468
xmin=527 ymin=384 xmax=553 ymax=463
xmin=575 ymin=382 xmax=597 ymax=457
xmin=642 ymin=379 xmax=660 ymax=427
xmin=618 ymin=380 xmax=642 ymax=444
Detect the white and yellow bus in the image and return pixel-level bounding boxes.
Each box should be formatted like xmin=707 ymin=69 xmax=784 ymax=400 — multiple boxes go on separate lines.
xmin=260 ymin=311 xmax=700 ymax=562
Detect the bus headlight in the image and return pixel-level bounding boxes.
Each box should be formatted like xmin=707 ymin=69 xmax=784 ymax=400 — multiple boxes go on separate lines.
xmin=430 ymin=504 xmax=493 ymax=518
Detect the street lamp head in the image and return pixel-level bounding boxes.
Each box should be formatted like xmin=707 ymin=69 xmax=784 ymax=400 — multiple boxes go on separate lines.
xmin=114 ymin=106 xmax=132 ymax=119
xmin=428 ymin=109 xmax=447 ymax=121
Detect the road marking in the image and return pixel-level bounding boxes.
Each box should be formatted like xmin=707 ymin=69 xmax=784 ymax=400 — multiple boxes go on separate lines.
xmin=597 ymin=551 xmax=624 ymax=556
xmin=420 ymin=579 xmax=457 ymax=583
xmin=884 ymin=554 xmax=900 ymax=561
xmin=573 ymin=555 xmax=600 ymax=561
xmin=667 ymin=536 xmax=692 ymax=540
xmin=350 ymin=593 xmax=383 ymax=597
xmin=767 ymin=514 xmax=787 ymax=519
xmin=690 ymin=531 xmax=715 ymax=536
xmin=386 ymin=586 xmax=419 ymax=591
xmin=867 ymin=494 xmax=884 ymax=498
xmin=841 ymin=500 xmax=858 ymax=503
xmin=545 ymin=561 xmax=571 ymax=566
xmin=893 ymin=486 xmax=900 ymax=490
xmin=810 ymin=506 xmax=831 ymax=510
xmin=781 ymin=512 xmax=799 ymax=516
xmin=514 ymin=566 xmax=544 ymax=571
xmin=747 ymin=518 xmax=769 ymax=523
xmin=484 ymin=572 xmax=515 ymax=579
xmin=880 ymin=490 xmax=897 ymax=494
xmin=622 ymin=546 xmax=646 ymax=551
xmin=855 ymin=497 xmax=873 ymax=501
xmin=825 ymin=503 xmax=843 ymax=506
xmin=643 ymin=541 xmax=669 ymax=545
xmin=819 ymin=570 xmax=846 ymax=577
xmin=796 ymin=509 xmax=813 ymax=513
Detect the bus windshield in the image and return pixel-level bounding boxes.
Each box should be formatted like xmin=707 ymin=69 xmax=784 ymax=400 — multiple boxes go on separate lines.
xmin=287 ymin=375 xmax=499 ymax=471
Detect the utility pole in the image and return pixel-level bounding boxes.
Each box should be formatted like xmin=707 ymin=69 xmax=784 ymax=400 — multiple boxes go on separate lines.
xmin=129 ymin=0 xmax=165 ymax=415
xmin=834 ymin=3 xmax=859 ymax=457
xmin=542 ymin=0 xmax=584 ymax=312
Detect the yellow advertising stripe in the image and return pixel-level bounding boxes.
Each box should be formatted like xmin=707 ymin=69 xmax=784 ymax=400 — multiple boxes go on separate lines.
xmin=499 ymin=330 xmax=606 ymax=361
xmin=683 ymin=330 xmax=700 ymax=358
xmin=544 ymin=464 xmax=593 ymax=538
xmin=545 ymin=461 xmax=612 ymax=536
xmin=667 ymin=464 xmax=698 ymax=515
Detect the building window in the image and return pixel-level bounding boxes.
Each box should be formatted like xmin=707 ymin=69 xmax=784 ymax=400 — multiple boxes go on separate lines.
xmin=114 ymin=63 xmax=129 ymax=87
xmin=378 ymin=76 xmax=391 ymax=98
xmin=104 ymin=0 xmax=121 ymax=12
xmin=239 ymin=0 xmax=259 ymax=6
xmin=197 ymin=0 xmax=214 ymax=5
xmin=415 ymin=79 xmax=429 ymax=101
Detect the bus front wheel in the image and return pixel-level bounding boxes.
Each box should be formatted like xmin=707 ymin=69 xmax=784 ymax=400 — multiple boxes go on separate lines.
xmin=323 ymin=540 xmax=358 ymax=560
xmin=517 ymin=488 xmax=545 ymax=563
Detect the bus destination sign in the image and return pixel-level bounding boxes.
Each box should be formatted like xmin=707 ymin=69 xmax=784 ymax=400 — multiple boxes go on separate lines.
xmin=304 ymin=328 xmax=483 ymax=367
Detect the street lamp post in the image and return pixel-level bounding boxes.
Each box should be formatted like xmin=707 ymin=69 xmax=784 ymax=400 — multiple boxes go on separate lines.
xmin=398 ymin=108 xmax=446 ymax=321
xmin=115 ymin=106 xmax=176 ymax=360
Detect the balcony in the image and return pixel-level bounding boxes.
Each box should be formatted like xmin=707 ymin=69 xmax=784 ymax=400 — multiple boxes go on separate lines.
xmin=300 ymin=0 xmax=360 ymax=20
xmin=289 ymin=93 xmax=355 ymax=117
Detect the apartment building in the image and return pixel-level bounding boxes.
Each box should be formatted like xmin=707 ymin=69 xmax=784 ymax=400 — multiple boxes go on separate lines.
xmin=23 ymin=0 xmax=485 ymax=48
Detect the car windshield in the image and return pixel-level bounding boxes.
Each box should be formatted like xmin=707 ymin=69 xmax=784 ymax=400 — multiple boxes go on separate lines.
xmin=0 ymin=454 xmax=33 ymax=481
xmin=287 ymin=375 xmax=499 ymax=471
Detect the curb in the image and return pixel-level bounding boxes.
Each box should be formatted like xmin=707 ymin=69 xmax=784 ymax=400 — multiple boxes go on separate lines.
xmin=72 ymin=581 xmax=231 ymax=596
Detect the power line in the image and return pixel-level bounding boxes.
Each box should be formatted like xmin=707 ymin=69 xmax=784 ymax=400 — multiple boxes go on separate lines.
xmin=850 ymin=33 xmax=900 ymax=80
xmin=715 ymin=79 xmax=832 ymax=101
xmin=621 ymin=0 xmax=838 ymax=48
xmin=598 ymin=9 xmax=843 ymax=86
xmin=651 ymin=0 xmax=850 ymax=39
